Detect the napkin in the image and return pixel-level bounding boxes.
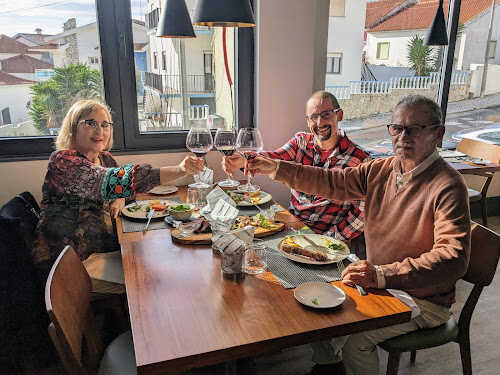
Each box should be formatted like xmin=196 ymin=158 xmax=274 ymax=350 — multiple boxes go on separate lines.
xmin=194 ymin=167 xmax=214 ymax=185
xmin=201 ymin=186 xmax=236 ymax=213
xmin=387 ymin=289 xmax=421 ymax=319
xmin=214 ymin=225 xmax=255 ymax=254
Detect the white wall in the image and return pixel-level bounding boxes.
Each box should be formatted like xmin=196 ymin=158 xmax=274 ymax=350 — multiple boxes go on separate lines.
xmin=0 ymin=84 xmax=32 ymax=125
xmin=461 ymin=4 xmax=500 ymax=70
xmin=365 ymin=29 xmax=427 ymax=67
xmin=469 ymin=64 xmax=500 ymax=97
xmin=325 ymin=0 xmax=366 ymax=86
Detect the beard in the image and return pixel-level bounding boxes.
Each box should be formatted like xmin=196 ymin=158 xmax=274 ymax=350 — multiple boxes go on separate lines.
xmin=312 ymin=124 xmax=332 ymax=141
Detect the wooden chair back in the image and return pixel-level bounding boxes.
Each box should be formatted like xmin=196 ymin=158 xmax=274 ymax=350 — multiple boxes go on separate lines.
xmin=456 ymin=138 xmax=500 ymax=163
xmin=45 ymin=246 xmax=102 ymax=375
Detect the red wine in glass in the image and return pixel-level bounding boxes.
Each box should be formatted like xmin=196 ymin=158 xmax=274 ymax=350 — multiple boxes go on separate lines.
xmin=186 ymin=126 xmax=213 ymax=189
xmin=214 ymin=128 xmax=240 ymax=188
xmin=217 ymin=146 xmax=236 ymax=157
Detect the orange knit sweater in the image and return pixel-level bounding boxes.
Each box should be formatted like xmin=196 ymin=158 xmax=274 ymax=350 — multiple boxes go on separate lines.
xmin=274 ymin=156 xmax=471 ymax=307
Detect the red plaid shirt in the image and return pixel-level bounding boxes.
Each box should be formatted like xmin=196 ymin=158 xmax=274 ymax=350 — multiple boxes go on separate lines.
xmin=263 ymin=132 xmax=370 ymax=240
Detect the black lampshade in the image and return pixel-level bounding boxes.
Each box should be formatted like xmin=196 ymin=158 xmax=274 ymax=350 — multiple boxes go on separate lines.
xmin=193 ymin=0 xmax=255 ymax=27
xmin=156 ymin=0 xmax=196 ymax=38
xmin=424 ymin=0 xmax=449 ymax=46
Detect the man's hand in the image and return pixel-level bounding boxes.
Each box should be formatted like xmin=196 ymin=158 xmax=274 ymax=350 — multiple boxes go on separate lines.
xmin=178 ymin=155 xmax=204 ymax=175
xmin=245 ymin=155 xmax=280 ymax=177
xmin=110 ymin=198 xmax=125 ymax=219
xmin=341 ymin=260 xmax=378 ymax=289
xmin=221 ymin=153 xmax=245 ymax=177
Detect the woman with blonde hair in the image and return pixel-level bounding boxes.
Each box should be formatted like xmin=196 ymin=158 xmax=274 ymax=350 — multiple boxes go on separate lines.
xmin=32 ymin=99 xmax=203 ymax=293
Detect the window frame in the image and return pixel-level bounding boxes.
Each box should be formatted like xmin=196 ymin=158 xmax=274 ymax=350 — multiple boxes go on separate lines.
xmin=489 ymin=40 xmax=497 ymax=59
xmin=0 ymin=0 xmax=255 ymax=160
xmin=326 ymin=53 xmax=342 ymax=74
xmin=376 ymin=42 xmax=390 ymax=60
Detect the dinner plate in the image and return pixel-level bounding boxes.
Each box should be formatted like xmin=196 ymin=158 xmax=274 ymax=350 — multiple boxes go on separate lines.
xmin=294 ymin=282 xmax=346 ymax=308
xmin=232 ymin=191 xmax=273 ymax=206
xmin=148 ymin=185 xmax=178 ymax=195
xmin=121 ymin=200 xmax=175 ymax=219
xmin=277 ymin=234 xmax=349 ymax=265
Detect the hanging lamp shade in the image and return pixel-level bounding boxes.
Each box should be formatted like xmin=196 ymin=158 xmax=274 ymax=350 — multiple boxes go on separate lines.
xmin=156 ymin=0 xmax=196 ymax=38
xmin=193 ymin=0 xmax=255 ymax=27
xmin=424 ymin=0 xmax=449 ymax=46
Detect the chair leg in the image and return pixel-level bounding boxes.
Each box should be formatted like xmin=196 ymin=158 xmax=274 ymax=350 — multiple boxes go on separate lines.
xmin=386 ymin=351 xmax=402 ymax=375
xmin=480 ymin=198 xmax=488 ymax=227
xmin=459 ymin=338 xmax=473 ymax=375
xmin=410 ymin=350 xmax=417 ymax=362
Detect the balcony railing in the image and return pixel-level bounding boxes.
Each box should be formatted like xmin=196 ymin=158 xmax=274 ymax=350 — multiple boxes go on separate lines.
xmin=144 ymin=72 xmax=214 ymax=94
xmin=146 ymin=9 xmax=160 ymax=30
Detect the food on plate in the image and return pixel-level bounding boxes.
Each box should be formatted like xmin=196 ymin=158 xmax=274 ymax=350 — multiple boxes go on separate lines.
xmin=149 ymin=199 xmax=161 ymax=205
xmin=322 ymin=237 xmax=345 ymax=251
xmin=234 ymin=214 xmax=274 ymax=229
xmin=126 ymin=204 xmax=142 ymax=212
xmin=251 ymin=197 xmax=260 ymax=204
xmin=151 ymin=203 xmax=165 ymax=211
xmin=249 ymin=190 xmax=260 ymax=197
xmin=281 ymin=237 xmax=328 ymax=261
xmin=192 ymin=217 xmax=211 ymax=233
xmin=169 ymin=204 xmax=192 ymax=212
xmin=125 ymin=200 xmax=173 ymax=214
xmin=311 ymin=298 xmax=319 ymax=306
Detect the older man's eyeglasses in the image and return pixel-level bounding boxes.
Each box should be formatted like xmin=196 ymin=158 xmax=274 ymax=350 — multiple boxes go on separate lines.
xmin=387 ymin=124 xmax=440 ymax=137
xmin=306 ymin=108 xmax=340 ymax=123
xmin=78 ymin=119 xmax=113 ymax=132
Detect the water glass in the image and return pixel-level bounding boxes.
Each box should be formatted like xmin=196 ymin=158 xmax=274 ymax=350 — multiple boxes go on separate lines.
xmin=244 ymin=243 xmax=267 ymax=274
xmin=186 ymin=187 xmax=200 ymax=210
xmin=220 ymin=248 xmax=245 ymax=280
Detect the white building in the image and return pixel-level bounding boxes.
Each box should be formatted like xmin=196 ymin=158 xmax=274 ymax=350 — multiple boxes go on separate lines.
xmin=325 ymin=0 xmax=367 ymax=86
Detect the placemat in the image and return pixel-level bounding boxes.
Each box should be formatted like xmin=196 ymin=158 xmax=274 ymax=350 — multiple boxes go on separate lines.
xmin=258 ymin=229 xmax=346 ymax=289
xmin=121 ymin=197 xmax=182 ymax=233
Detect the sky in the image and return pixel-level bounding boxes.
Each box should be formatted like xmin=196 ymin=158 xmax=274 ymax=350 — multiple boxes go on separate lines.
xmin=0 ymin=0 xmax=148 ymax=37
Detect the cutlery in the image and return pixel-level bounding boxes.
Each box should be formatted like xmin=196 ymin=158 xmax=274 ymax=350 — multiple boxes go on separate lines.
xmin=143 ymin=209 xmax=155 ymax=232
xmin=339 ymin=255 xmax=368 ymax=296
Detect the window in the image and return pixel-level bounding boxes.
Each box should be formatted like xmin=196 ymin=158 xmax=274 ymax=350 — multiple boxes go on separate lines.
xmin=326 ymin=53 xmax=342 ymax=74
xmin=329 ymin=0 xmax=345 ymax=17
xmin=376 ymin=42 xmax=389 ymax=60
xmin=0 ymin=0 xmax=253 ymax=159
xmin=489 ymin=41 xmax=497 ymax=59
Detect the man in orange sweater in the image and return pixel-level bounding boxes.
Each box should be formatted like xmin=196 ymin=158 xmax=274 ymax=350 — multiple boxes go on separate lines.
xmin=247 ymin=95 xmax=471 ymax=375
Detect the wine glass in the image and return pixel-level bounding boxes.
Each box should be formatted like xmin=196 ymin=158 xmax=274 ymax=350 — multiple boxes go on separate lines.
xmin=236 ymin=128 xmax=263 ymax=193
xmin=186 ymin=126 xmax=213 ymax=188
xmin=214 ymin=128 xmax=240 ymax=188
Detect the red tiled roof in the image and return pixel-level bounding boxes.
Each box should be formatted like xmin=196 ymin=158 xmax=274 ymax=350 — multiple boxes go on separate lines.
xmin=368 ymin=0 xmax=500 ymax=32
xmin=134 ymin=42 xmax=148 ymax=51
xmin=14 ymin=33 xmax=52 ymax=45
xmin=366 ymin=0 xmax=409 ymax=28
xmin=0 ymin=34 xmax=31 ymax=54
xmin=0 ymin=70 xmax=35 ymax=85
xmin=0 ymin=54 xmax=53 ymax=73
xmin=28 ymin=44 xmax=59 ymax=50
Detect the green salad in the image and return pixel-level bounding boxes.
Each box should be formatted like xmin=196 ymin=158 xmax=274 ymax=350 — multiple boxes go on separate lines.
xmin=169 ymin=204 xmax=192 ymax=212
xmin=327 ymin=243 xmax=344 ymax=251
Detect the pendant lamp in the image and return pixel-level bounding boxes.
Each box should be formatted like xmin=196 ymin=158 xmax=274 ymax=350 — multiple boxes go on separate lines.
xmin=156 ymin=0 xmax=196 ymax=38
xmin=424 ymin=0 xmax=449 ymax=46
xmin=193 ymin=0 xmax=255 ymax=27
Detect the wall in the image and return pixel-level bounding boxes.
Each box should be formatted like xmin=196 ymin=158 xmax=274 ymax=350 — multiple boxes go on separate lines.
xmin=325 ymin=0 xmax=366 ymax=86
xmin=0 ymin=84 xmax=32 ymax=125
xmin=469 ymin=64 xmax=500 ymax=97
xmin=365 ymin=29 xmax=427 ymax=67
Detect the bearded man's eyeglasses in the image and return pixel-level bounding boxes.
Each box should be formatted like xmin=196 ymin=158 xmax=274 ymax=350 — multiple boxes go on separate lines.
xmin=306 ymin=108 xmax=340 ymax=123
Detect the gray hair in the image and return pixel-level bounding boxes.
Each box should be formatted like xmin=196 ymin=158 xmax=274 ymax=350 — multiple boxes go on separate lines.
xmin=307 ymin=90 xmax=340 ymax=110
xmin=395 ymin=95 xmax=443 ymax=126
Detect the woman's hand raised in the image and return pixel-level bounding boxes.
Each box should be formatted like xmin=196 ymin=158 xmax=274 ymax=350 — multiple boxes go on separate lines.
xmin=178 ymin=155 xmax=204 ymax=175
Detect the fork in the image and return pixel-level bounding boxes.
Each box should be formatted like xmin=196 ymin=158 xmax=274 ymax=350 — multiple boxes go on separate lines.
xmin=337 ymin=258 xmax=368 ymax=296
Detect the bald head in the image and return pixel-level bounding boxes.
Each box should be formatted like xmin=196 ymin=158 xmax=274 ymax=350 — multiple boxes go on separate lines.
xmin=306 ymin=91 xmax=340 ymax=111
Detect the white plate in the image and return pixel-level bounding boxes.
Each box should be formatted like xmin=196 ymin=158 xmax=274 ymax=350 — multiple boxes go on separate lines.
xmin=148 ymin=185 xmax=178 ymax=195
xmin=277 ymin=234 xmax=349 ymax=265
xmin=294 ymin=282 xmax=346 ymax=308
xmin=230 ymin=191 xmax=272 ymax=206
xmin=121 ymin=200 xmax=175 ymax=219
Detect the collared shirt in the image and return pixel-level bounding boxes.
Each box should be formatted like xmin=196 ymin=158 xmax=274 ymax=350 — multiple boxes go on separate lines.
xmin=263 ymin=131 xmax=370 ymax=240
xmin=375 ymin=149 xmax=442 ymax=288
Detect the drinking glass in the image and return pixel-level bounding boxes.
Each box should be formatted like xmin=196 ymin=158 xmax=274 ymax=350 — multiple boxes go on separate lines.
xmin=236 ymin=128 xmax=264 ymax=193
xmin=244 ymin=243 xmax=267 ymax=274
xmin=186 ymin=187 xmax=201 ymax=210
xmin=186 ymin=126 xmax=213 ymax=188
xmin=214 ymin=128 xmax=240 ymax=188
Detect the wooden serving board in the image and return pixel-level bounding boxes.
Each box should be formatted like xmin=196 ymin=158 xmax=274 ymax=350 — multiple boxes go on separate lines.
xmin=171 ymin=222 xmax=286 ymax=245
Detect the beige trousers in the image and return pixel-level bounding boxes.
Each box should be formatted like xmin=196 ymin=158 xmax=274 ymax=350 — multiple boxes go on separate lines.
xmin=83 ymin=251 xmax=126 ymax=294
xmin=311 ymin=297 xmax=450 ymax=375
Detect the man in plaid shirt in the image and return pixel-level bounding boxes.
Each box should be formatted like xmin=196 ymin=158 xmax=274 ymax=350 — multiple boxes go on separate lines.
xmin=223 ymin=91 xmax=370 ymax=249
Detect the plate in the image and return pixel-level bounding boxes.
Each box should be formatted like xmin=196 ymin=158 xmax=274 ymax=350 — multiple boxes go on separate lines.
xmin=230 ymin=191 xmax=273 ymax=206
xmin=277 ymin=234 xmax=349 ymax=265
xmin=148 ymin=185 xmax=178 ymax=195
xmin=294 ymin=282 xmax=346 ymax=308
xmin=121 ymin=200 xmax=175 ymax=219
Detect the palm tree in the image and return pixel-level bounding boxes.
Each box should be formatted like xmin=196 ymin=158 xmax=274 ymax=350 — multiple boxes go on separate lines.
xmin=29 ymin=63 xmax=104 ymax=134
xmin=406 ymin=35 xmax=436 ymax=77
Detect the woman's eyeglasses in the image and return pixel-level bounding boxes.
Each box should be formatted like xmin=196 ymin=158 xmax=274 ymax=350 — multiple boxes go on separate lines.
xmin=387 ymin=124 xmax=440 ymax=137
xmin=78 ymin=119 xmax=113 ymax=132
xmin=305 ymin=108 xmax=340 ymax=123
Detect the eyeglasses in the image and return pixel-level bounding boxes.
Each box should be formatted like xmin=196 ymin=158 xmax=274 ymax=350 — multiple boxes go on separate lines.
xmin=387 ymin=124 xmax=441 ymax=137
xmin=306 ymin=108 xmax=340 ymax=123
xmin=78 ymin=119 xmax=113 ymax=132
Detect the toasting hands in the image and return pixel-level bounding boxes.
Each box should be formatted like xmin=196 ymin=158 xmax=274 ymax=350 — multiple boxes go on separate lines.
xmin=178 ymin=155 xmax=205 ymax=175
xmin=244 ymin=155 xmax=280 ymax=177
xmin=221 ymin=153 xmax=245 ymax=177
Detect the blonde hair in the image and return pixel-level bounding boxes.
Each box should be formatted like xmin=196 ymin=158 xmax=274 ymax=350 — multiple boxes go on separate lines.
xmin=55 ymin=99 xmax=114 ymax=151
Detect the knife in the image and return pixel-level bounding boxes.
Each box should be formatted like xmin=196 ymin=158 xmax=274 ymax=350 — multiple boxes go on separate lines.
xmin=143 ymin=209 xmax=156 ymax=232
xmin=347 ymin=253 xmax=368 ymax=295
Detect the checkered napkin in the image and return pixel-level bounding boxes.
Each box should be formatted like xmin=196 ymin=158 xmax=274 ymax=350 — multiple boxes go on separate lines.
xmin=259 ymin=229 xmax=345 ymax=289
xmin=120 ymin=197 xmax=182 ymax=233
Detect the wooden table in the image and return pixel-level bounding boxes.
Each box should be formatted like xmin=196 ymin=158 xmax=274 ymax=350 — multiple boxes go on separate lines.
xmin=118 ymin=187 xmax=411 ymax=375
